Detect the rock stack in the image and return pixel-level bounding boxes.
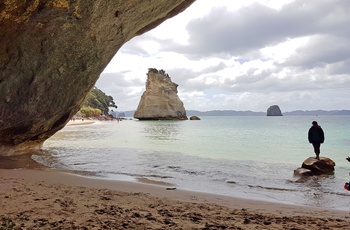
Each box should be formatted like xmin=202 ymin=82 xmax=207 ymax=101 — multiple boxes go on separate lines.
xmin=267 ymin=105 xmax=283 ymax=116
xmin=134 ymin=69 xmax=188 ymax=120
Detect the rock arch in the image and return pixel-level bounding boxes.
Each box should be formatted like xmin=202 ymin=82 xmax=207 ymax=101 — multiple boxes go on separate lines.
xmin=0 ymin=0 xmax=195 ymax=155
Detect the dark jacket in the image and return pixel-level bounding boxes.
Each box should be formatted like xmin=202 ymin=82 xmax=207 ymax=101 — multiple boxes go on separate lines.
xmin=308 ymin=125 xmax=325 ymax=143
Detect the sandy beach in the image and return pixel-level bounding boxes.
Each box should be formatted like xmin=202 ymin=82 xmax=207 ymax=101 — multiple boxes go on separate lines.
xmin=1 ymin=156 xmax=349 ymax=230
xmin=66 ymin=119 xmax=96 ymax=126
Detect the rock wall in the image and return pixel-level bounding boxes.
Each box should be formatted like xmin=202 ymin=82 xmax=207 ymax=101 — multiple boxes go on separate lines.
xmin=267 ymin=105 xmax=283 ymax=116
xmin=0 ymin=0 xmax=195 ymax=155
xmin=134 ymin=69 xmax=188 ymax=120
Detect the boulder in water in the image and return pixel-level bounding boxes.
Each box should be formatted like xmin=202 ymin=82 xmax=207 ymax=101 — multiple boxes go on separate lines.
xmin=301 ymin=157 xmax=335 ymax=175
xmin=190 ymin=116 xmax=201 ymax=120
xmin=294 ymin=156 xmax=335 ymax=178
xmin=293 ymin=168 xmax=313 ymax=177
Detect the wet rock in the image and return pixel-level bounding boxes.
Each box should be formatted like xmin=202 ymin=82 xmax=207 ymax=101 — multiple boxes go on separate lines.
xmin=294 ymin=157 xmax=335 ymax=178
xmin=301 ymin=157 xmax=335 ymax=175
xmin=293 ymin=168 xmax=314 ymax=177
xmin=190 ymin=116 xmax=201 ymax=120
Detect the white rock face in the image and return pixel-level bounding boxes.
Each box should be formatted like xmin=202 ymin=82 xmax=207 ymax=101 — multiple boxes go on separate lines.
xmin=267 ymin=105 xmax=283 ymax=116
xmin=134 ymin=69 xmax=188 ymax=120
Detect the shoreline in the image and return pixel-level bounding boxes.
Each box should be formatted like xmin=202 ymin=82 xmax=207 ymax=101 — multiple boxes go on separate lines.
xmin=66 ymin=119 xmax=96 ymax=126
xmin=1 ymin=168 xmax=349 ymax=229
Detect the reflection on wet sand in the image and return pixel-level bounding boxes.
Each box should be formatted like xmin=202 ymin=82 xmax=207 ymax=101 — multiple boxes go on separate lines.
xmin=0 ymin=153 xmax=46 ymax=169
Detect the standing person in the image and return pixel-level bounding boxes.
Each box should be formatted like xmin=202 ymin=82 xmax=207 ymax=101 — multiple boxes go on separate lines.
xmin=308 ymin=121 xmax=325 ymax=160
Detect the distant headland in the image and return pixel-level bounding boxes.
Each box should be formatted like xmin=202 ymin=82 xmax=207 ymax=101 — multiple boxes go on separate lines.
xmin=114 ymin=109 xmax=350 ymax=118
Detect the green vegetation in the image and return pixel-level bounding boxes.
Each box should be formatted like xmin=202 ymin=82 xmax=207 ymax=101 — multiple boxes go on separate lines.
xmin=148 ymin=68 xmax=169 ymax=78
xmin=80 ymin=87 xmax=117 ymax=117
xmin=80 ymin=106 xmax=102 ymax=117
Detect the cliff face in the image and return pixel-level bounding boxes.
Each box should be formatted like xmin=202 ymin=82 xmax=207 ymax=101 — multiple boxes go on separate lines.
xmin=0 ymin=0 xmax=195 ymax=155
xmin=134 ymin=69 xmax=188 ymax=120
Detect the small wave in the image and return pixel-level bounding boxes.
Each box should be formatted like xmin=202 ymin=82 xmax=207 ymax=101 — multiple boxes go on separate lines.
xmin=136 ymin=178 xmax=175 ymax=186
xmin=31 ymin=152 xmax=69 ymax=170
xmin=147 ymin=174 xmax=173 ymax=179
xmin=166 ymin=165 xmax=206 ymax=176
xmin=326 ymin=191 xmax=350 ymax=197
xmin=58 ymin=169 xmax=101 ymax=178
xmin=248 ymin=184 xmax=299 ymax=192
xmin=98 ymin=171 xmax=173 ymax=179
xmin=168 ymin=165 xmax=181 ymax=169
xmin=72 ymin=162 xmax=89 ymax=166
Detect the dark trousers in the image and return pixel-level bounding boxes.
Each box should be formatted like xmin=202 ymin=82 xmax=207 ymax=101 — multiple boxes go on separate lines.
xmin=312 ymin=142 xmax=321 ymax=154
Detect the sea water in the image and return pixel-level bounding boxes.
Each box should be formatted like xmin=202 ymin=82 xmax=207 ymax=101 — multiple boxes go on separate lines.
xmin=36 ymin=116 xmax=350 ymax=210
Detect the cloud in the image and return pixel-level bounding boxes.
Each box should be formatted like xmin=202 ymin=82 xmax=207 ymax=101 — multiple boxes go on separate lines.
xmin=96 ymin=73 xmax=145 ymax=110
xmin=170 ymin=0 xmax=350 ymax=59
xmin=282 ymin=35 xmax=350 ymax=69
xmin=99 ymin=0 xmax=350 ymax=112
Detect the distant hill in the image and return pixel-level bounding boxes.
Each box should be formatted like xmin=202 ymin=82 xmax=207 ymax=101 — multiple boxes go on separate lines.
xmin=110 ymin=110 xmax=135 ymax=117
xmin=284 ymin=110 xmax=350 ymax=116
xmin=113 ymin=109 xmax=350 ymax=117
xmin=188 ymin=110 xmax=350 ymax=116
xmin=186 ymin=110 xmax=265 ymax=116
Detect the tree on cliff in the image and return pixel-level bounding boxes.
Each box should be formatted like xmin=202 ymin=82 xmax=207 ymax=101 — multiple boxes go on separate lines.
xmin=81 ymin=87 xmax=117 ymax=116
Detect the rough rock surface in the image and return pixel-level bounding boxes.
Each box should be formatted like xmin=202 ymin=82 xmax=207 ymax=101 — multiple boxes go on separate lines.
xmin=293 ymin=168 xmax=313 ymax=177
xmin=266 ymin=105 xmax=283 ymax=116
xmin=294 ymin=157 xmax=335 ymax=178
xmin=301 ymin=157 xmax=335 ymax=175
xmin=134 ymin=69 xmax=187 ymax=120
xmin=190 ymin=116 xmax=201 ymax=120
xmin=0 ymin=0 xmax=195 ymax=155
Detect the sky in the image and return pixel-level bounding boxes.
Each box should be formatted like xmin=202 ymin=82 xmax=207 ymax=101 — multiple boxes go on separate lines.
xmin=97 ymin=0 xmax=350 ymax=112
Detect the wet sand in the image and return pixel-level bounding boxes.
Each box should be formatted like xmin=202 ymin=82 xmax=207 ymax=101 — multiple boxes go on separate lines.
xmin=1 ymin=163 xmax=349 ymax=229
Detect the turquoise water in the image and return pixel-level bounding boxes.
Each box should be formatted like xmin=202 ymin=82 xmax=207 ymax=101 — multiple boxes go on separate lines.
xmin=38 ymin=116 xmax=350 ymax=210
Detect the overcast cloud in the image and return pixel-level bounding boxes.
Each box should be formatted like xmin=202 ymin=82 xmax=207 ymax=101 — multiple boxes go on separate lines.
xmin=98 ymin=0 xmax=350 ymax=112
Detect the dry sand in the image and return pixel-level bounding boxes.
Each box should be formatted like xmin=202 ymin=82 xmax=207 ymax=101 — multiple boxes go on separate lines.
xmin=0 ymin=155 xmax=349 ymax=229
